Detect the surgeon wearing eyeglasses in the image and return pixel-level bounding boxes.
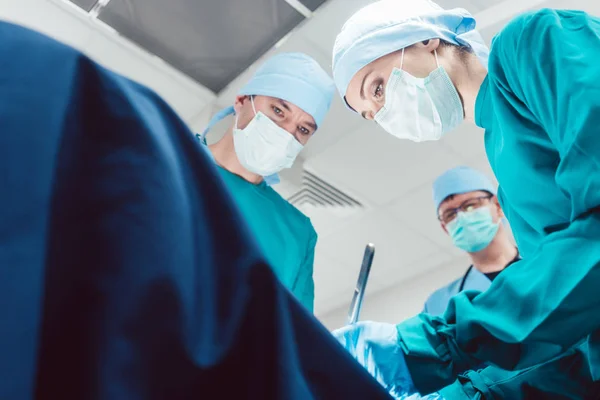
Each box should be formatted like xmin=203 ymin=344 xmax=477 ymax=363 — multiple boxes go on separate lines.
xmin=423 ymin=166 xmax=518 ymax=316
xmin=331 ymin=0 xmax=600 ymax=398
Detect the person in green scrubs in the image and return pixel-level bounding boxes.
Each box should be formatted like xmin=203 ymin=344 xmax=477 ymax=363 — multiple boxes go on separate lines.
xmin=329 ymin=0 xmax=600 ymax=398
xmin=198 ymin=52 xmax=335 ymax=312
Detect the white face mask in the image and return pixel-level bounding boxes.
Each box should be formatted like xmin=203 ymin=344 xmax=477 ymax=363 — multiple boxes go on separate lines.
xmin=374 ymin=49 xmax=464 ymax=142
xmin=233 ymin=97 xmax=304 ymax=177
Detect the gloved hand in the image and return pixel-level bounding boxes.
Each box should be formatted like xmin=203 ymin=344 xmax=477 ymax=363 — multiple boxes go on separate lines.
xmin=401 ymin=394 xmax=445 ymax=400
xmin=332 ymin=321 xmax=417 ymax=399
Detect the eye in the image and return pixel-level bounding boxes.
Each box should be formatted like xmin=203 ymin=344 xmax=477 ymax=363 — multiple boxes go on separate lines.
xmin=299 ymin=126 xmax=311 ymax=136
xmin=442 ymin=210 xmax=457 ymax=223
xmin=272 ymin=106 xmax=284 ymax=116
xmin=462 ymin=201 xmax=479 ymax=212
xmin=373 ymin=81 xmax=384 ymax=99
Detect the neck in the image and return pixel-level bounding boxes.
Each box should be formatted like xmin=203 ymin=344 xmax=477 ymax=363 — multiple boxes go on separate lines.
xmin=470 ymin=228 xmax=517 ymax=274
xmin=208 ymin=127 xmax=263 ymax=184
xmin=452 ymin=52 xmax=488 ymax=124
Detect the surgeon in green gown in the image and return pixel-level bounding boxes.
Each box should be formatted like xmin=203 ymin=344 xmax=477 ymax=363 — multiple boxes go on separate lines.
xmin=329 ymin=0 xmax=600 ymax=398
xmin=198 ymin=53 xmax=335 ymax=312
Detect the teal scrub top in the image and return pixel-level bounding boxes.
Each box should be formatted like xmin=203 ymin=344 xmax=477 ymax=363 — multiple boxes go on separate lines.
xmin=215 ymin=166 xmax=317 ymax=312
xmin=395 ymin=9 xmax=600 ymax=395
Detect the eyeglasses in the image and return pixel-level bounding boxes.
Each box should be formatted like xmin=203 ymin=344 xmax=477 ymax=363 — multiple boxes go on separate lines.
xmin=438 ymin=195 xmax=494 ymax=224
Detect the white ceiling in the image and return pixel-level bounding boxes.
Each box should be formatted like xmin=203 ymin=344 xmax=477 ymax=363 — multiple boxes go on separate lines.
xmin=4 ymin=0 xmax=599 ymax=318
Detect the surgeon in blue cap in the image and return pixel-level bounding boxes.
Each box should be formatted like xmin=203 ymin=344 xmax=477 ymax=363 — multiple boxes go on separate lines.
xmin=331 ymin=0 xmax=600 ymax=398
xmin=424 ymin=166 xmax=518 ymax=316
xmin=198 ymin=53 xmax=335 ymax=312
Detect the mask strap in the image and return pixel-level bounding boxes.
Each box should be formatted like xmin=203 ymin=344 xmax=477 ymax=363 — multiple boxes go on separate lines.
xmin=200 ymin=105 xmax=235 ymax=142
xmin=235 ymin=96 xmax=258 ymax=130
xmin=434 ymin=49 xmax=440 ymax=68
xmin=400 ymin=48 xmax=405 ymax=69
xmin=250 ymin=96 xmax=258 ymax=116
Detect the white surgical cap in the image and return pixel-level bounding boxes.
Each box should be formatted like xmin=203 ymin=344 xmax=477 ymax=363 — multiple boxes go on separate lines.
xmin=332 ymin=0 xmax=489 ymax=103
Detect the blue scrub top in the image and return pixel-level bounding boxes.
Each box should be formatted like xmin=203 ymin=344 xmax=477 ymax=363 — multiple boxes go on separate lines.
xmin=0 ymin=20 xmax=395 ymax=400
xmin=423 ymin=267 xmax=491 ymax=316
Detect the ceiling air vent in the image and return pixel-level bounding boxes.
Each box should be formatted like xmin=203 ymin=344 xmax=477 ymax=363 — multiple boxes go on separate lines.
xmin=287 ymin=170 xmax=363 ymax=209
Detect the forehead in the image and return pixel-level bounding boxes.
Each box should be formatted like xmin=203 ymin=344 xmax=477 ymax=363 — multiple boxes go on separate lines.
xmin=438 ymin=190 xmax=490 ymax=212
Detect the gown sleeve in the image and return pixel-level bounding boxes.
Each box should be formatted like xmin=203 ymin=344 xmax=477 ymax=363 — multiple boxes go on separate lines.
xmin=294 ymin=226 xmax=317 ymax=312
xmin=0 ymin=20 xmax=395 ymax=400
xmin=395 ymin=9 xmax=600 ymax=394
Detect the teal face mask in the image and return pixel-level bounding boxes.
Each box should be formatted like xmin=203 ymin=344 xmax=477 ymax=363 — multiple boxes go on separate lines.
xmin=446 ymin=207 xmax=500 ymax=253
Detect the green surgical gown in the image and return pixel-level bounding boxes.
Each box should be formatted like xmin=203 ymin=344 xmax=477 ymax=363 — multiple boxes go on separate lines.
xmin=395 ymin=8 xmax=600 ymax=397
xmin=215 ymin=166 xmax=317 ymax=312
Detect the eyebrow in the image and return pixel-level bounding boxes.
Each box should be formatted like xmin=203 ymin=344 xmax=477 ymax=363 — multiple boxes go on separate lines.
xmin=279 ymin=99 xmax=317 ymax=131
xmin=360 ymin=71 xmax=372 ymax=101
xmin=278 ymin=99 xmax=291 ymax=112
xmin=306 ymin=121 xmax=317 ymax=131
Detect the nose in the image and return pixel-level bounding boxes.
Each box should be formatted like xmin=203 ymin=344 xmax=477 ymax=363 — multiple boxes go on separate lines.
xmin=277 ymin=119 xmax=297 ymax=136
xmin=272 ymin=119 xmax=303 ymax=142
xmin=372 ymin=101 xmax=384 ymax=117
xmin=364 ymin=102 xmax=383 ymax=121
xmin=365 ymin=110 xmax=376 ymax=120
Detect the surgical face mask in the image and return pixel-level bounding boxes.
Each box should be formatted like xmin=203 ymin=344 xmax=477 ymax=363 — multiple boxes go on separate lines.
xmin=446 ymin=206 xmax=500 ymax=253
xmin=233 ymin=97 xmax=303 ymax=177
xmin=374 ymin=49 xmax=464 ymax=142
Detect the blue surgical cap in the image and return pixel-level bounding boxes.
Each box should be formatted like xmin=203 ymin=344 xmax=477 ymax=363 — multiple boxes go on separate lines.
xmin=332 ymin=0 xmax=489 ymax=103
xmin=203 ymin=52 xmax=334 ymax=135
xmin=200 ymin=52 xmax=335 ymax=185
xmin=432 ymin=166 xmax=497 ymax=212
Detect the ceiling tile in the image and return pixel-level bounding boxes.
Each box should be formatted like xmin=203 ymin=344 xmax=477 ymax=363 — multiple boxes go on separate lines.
xmin=316 ymin=209 xmax=445 ymax=283
xmin=436 ymin=0 xmax=491 ymax=14
xmin=386 ymin=184 xmax=465 ymax=256
xmin=84 ymin=34 xmax=211 ymax=121
xmin=313 ymin=247 xmax=363 ymax=314
xmin=68 ymin=0 xmax=96 ymax=11
xmin=316 ymin=251 xmax=470 ymax=318
xmin=302 ymin=95 xmax=373 ymax=159
xmin=96 ymin=0 xmax=309 ymax=93
xmin=306 ymin=126 xmax=465 ymax=206
xmin=316 ymin=255 xmax=472 ymax=325
xmin=439 ymin=123 xmax=488 ymax=163
xmin=479 ymin=21 xmax=505 ymax=44
xmin=216 ymin=32 xmax=331 ymax=104
xmin=546 ymin=0 xmax=600 ymax=13
xmin=299 ymin=0 xmax=375 ymax=56
xmin=301 ymin=0 xmax=331 ymax=12
xmin=2 ymin=0 xmax=95 ymax=50
xmin=368 ymin=250 xmax=462 ymax=292
xmin=302 ymin=206 xmax=368 ymax=238
xmin=472 ymin=157 xmax=498 ymax=186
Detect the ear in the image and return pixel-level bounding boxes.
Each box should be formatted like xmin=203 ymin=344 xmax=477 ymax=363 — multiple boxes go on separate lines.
xmin=492 ymin=196 xmax=505 ymax=218
xmin=416 ymin=38 xmax=441 ymax=52
xmin=233 ymin=95 xmax=249 ymax=114
xmin=440 ymin=221 xmax=449 ymax=235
